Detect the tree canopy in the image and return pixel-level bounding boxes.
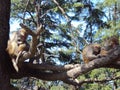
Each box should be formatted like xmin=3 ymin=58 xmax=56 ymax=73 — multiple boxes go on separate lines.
xmin=1 ymin=0 xmax=120 ymax=89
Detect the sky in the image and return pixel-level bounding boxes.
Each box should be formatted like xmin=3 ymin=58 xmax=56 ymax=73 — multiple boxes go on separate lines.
xmin=10 ymin=19 xmax=81 ymax=32
xmin=9 ymin=0 xmax=100 ymax=32
xmin=10 ymin=20 xmax=20 ymax=32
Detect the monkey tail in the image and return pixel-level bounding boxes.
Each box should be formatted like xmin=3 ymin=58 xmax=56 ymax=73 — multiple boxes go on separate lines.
xmin=12 ymin=59 xmax=19 ymax=72
xmin=16 ymin=51 xmax=23 ymax=65
xmin=12 ymin=51 xmax=23 ymax=72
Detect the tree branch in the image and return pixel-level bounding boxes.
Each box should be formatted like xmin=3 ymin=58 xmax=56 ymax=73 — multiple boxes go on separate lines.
xmin=23 ymin=63 xmax=80 ymax=71
xmin=10 ymin=46 xmax=120 ymax=86
xmin=52 ymin=0 xmax=69 ymax=21
xmin=18 ymin=23 xmax=43 ymax=62
xmin=27 ymin=11 xmax=37 ymax=26
xmin=22 ymin=0 xmax=30 ymax=23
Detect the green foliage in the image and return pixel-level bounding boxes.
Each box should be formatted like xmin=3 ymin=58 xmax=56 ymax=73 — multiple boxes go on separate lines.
xmin=73 ymin=2 xmax=84 ymax=8
xmin=50 ymin=86 xmax=64 ymax=90
xmin=11 ymin=0 xmax=19 ymax=3
xmin=103 ymin=0 xmax=117 ymax=7
xmin=10 ymin=0 xmax=120 ymax=89
xmin=95 ymin=0 xmax=120 ymax=41
xmin=95 ymin=21 xmax=120 ymax=40
xmin=77 ymin=68 xmax=120 ymax=90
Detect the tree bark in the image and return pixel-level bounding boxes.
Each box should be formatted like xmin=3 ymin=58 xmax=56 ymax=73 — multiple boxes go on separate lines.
xmin=0 ymin=0 xmax=12 ymax=90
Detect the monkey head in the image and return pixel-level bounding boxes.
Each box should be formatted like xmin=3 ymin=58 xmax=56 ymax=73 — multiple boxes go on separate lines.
xmin=104 ymin=36 xmax=119 ymax=49
xmin=92 ymin=44 xmax=101 ymax=55
xmin=17 ymin=28 xmax=28 ymax=43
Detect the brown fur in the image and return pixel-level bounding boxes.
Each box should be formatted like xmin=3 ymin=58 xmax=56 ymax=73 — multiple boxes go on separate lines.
xmin=100 ymin=36 xmax=119 ymax=56
xmin=82 ymin=44 xmax=101 ymax=63
xmin=6 ymin=28 xmax=29 ymax=72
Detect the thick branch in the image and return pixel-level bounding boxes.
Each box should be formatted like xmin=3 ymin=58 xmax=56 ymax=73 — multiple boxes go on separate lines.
xmin=64 ymin=46 xmax=120 ymax=78
xmin=23 ymin=63 xmax=80 ymax=71
xmin=10 ymin=46 xmax=120 ymax=86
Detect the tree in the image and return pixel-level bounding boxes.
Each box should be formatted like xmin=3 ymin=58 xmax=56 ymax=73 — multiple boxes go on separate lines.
xmin=0 ymin=0 xmax=15 ymax=90
xmin=0 ymin=0 xmax=120 ymax=89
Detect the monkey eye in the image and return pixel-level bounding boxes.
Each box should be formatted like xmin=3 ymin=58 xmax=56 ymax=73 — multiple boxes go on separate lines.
xmin=17 ymin=39 xmax=21 ymax=42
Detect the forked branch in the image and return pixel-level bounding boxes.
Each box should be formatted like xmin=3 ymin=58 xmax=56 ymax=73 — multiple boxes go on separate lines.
xmin=18 ymin=23 xmax=43 ymax=62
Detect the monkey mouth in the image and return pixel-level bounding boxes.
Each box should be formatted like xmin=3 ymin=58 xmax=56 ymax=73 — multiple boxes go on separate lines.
xmin=17 ymin=41 xmax=24 ymax=46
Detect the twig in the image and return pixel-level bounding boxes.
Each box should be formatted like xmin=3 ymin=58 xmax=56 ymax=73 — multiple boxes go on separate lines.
xmin=22 ymin=0 xmax=30 ymax=23
xmin=52 ymin=0 xmax=69 ymax=21
xmin=27 ymin=10 xmax=37 ymax=26
xmin=39 ymin=9 xmax=51 ymax=19
xmin=35 ymin=0 xmax=41 ymax=27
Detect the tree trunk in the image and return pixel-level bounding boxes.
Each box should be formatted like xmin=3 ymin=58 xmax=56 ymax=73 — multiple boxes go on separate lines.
xmin=0 ymin=0 xmax=12 ymax=90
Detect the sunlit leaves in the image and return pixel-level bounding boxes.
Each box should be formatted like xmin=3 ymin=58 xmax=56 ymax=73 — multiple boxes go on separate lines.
xmin=103 ymin=0 xmax=117 ymax=7
xmin=73 ymin=2 xmax=84 ymax=7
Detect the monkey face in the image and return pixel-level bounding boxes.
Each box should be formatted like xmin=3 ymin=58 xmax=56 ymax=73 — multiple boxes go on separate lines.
xmin=19 ymin=29 xmax=28 ymax=40
xmin=17 ymin=29 xmax=28 ymax=42
xmin=20 ymin=35 xmax=27 ymax=41
xmin=17 ymin=35 xmax=26 ymax=43
xmin=93 ymin=45 xmax=101 ymax=55
xmin=104 ymin=40 xmax=112 ymax=47
xmin=104 ymin=36 xmax=119 ymax=49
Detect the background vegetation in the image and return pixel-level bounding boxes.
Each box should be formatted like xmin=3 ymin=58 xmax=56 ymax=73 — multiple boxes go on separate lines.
xmin=10 ymin=0 xmax=120 ymax=89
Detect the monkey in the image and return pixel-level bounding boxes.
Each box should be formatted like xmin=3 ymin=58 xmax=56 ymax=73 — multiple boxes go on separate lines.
xmin=7 ymin=28 xmax=29 ymax=56
xmin=6 ymin=28 xmax=29 ymax=72
xmin=100 ymin=35 xmax=119 ymax=56
xmin=82 ymin=43 xmax=101 ymax=63
xmin=82 ymin=36 xmax=119 ymax=64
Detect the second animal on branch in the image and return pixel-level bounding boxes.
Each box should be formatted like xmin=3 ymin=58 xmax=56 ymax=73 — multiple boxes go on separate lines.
xmin=6 ymin=28 xmax=29 ymax=72
xmin=82 ymin=36 xmax=119 ymax=63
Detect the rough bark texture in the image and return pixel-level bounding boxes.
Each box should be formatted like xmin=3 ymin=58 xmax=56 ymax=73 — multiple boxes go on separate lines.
xmin=0 ymin=0 xmax=13 ymax=90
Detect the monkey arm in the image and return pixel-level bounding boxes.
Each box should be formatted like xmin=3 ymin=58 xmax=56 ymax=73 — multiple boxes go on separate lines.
xmin=82 ymin=47 xmax=98 ymax=63
xmin=100 ymin=48 xmax=115 ymax=57
xmin=86 ymin=54 xmax=98 ymax=61
xmin=88 ymin=47 xmax=98 ymax=59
